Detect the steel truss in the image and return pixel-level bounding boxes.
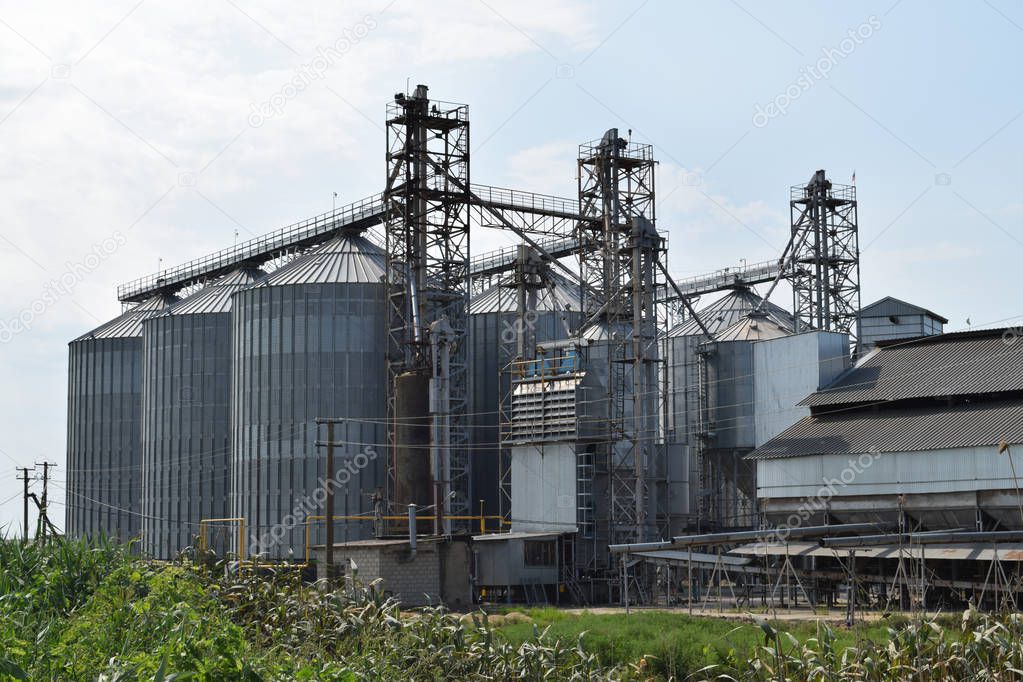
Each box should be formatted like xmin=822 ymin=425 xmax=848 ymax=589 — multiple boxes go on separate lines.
xmin=789 ymin=170 xmax=860 ymax=341
xmin=577 ymin=130 xmax=662 ymax=568
xmin=384 ymin=85 xmax=472 ymax=526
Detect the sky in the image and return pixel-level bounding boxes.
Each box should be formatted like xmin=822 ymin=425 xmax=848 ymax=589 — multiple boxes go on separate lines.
xmin=1 ymin=0 xmax=1022 ymax=531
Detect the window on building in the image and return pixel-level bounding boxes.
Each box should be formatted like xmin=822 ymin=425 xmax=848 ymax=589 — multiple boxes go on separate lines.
xmin=523 ymin=540 xmax=556 ymax=567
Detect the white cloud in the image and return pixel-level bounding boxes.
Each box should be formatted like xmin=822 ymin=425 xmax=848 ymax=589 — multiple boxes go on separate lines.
xmin=0 ymin=0 xmax=600 ymax=527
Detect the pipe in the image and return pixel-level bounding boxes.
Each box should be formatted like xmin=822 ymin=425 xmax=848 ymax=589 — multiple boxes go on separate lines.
xmin=408 ymin=504 xmax=417 ymax=557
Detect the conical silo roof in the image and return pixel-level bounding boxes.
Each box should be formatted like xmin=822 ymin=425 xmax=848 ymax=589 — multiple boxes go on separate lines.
xmin=714 ymin=312 xmax=793 ymax=342
xmin=667 ymin=288 xmax=793 ymax=338
xmin=256 ymin=233 xmax=385 ymax=286
xmin=73 ymin=293 xmax=178 ymax=341
xmin=158 ymin=266 xmax=266 ymax=316
xmin=469 ymin=271 xmax=583 ymax=314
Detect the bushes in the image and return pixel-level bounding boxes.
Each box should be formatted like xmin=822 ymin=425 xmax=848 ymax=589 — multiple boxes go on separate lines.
xmin=11 ymin=537 xmax=1023 ymax=680
xmin=0 ymin=539 xmax=622 ymax=680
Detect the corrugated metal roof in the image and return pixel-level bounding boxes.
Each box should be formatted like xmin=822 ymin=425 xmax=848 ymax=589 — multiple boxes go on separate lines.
xmin=472 ymin=531 xmax=564 ymax=542
xmin=632 ymin=550 xmax=752 ymax=566
xmin=160 ymin=267 xmax=265 ymax=316
xmin=667 ymin=288 xmax=794 ymax=338
xmin=861 ymin=296 xmax=948 ymax=324
xmin=748 ymin=399 xmax=1023 ymax=459
xmin=714 ymin=312 xmax=793 ymax=342
xmin=802 ymin=329 xmax=1023 ymax=407
xmin=732 ymin=541 xmax=1023 ymax=561
xmin=469 ymin=271 xmax=582 ymax=314
xmin=256 ymin=233 xmax=385 ymax=287
xmin=72 ymin=293 xmax=178 ymax=341
xmin=579 ymin=320 xmax=633 ymax=342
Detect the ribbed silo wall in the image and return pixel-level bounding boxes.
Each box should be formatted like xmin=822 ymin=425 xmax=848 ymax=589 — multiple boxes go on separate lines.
xmin=666 ymin=334 xmax=704 ymax=445
xmin=141 ymin=311 xmax=232 ymax=559
xmin=468 ymin=309 xmax=584 ymax=520
xmin=66 ymin=337 xmax=144 ymax=541
xmin=705 ymin=340 xmax=755 ymax=450
xmin=232 ymin=281 xmax=387 ymax=559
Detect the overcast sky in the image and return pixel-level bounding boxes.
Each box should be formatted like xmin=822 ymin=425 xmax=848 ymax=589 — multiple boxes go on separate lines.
xmin=1 ymin=0 xmax=1021 ymax=530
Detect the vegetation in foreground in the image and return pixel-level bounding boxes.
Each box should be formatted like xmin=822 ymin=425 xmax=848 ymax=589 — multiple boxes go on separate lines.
xmin=4 ymin=537 xmax=1023 ymax=680
xmin=0 ymin=537 xmax=615 ymax=680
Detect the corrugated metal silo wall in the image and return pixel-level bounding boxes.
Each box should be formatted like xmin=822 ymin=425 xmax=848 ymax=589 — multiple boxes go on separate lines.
xmin=667 ymin=334 xmax=705 ymax=446
xmin=232 ymin=281 xmax=387 ymax=559
xmin=468 ymin=310 xmax=584 ymax=519
xmin=141 ymin=312 xmax=232 ymax=559
xmin=66 ymin=338 xmax=144 ymax=541
xmin=705 ymin=340 xmax=755 ymax=450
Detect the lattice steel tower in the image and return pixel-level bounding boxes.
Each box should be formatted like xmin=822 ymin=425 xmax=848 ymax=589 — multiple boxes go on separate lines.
xmin=577 ymin=130 xmax=661 ymax=548
xmin=384 ymin=85 xmax=471 ymax=527
xmin=789 ymin=169 xmax=860 ymax=340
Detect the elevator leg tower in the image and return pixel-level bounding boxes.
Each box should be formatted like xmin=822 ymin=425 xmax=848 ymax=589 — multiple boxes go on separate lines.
xmin=385 ymin=85 xmax=471 ymax=528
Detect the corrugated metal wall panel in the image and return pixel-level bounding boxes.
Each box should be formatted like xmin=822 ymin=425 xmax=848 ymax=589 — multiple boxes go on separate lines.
xmin=141 ymin=312 xmax=234 ymax=558
xmin=66 ymin=295 xmax=175 ymax=543
xmin=232 ymin=279 xmax=387 ymax=559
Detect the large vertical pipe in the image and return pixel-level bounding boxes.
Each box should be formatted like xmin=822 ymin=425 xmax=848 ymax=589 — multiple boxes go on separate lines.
xmin=325 ymin=421 xmax=335 ymax=578
xmin=394 ymin=371 xmax=431 ymax=533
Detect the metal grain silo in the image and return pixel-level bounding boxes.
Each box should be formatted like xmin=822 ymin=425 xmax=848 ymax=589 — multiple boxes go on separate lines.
xmin=665 ymin=288 xmax=794 ymax=527
xmin=232 ymin=232 xmax=387 ymax=559
xmin=467 ymin=272 xmax=584 ymax=521
xmin=665 ymin=288 xmax=793 ymax=445
xmin=141 ymin=267 xmax=264 ymax=559
xmin=704 ymin=313 xmax=793 ymax=450
xmin=66 ymin=293 xmax=177 ymax=543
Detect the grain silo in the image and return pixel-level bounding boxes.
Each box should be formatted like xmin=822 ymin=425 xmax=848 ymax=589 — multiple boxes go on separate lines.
xmin=66 ymin=293 xmax=177 ymax=543
xmin=232 ymin=232 xmax=387 ymax=559
xmin=666 ymin=288 xmax=793 ymax=448
xmin=140 ymin=267 xmax=264 ymax=559
xmin=467 ymin=271 xmax=584 ymax=521
xmin=665 ymin=288 xmax=794 ymax=528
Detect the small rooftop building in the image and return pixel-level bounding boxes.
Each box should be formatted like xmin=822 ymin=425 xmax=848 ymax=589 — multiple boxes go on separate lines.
xmin=751 ymin=328 xmax=1023 ymax=531
xmin=858 ymin=296 xmax=947 ymax=353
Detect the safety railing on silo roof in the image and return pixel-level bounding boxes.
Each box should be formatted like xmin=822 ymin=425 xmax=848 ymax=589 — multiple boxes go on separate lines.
xmin=118 ymin=182 xmax=588 ymax=303
xmin=117 ymin=193 xmax=387 ymax=303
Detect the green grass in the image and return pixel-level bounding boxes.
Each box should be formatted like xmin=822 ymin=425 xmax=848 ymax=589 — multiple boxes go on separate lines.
xmin=493 ymin=608 xmax=900 ymax=679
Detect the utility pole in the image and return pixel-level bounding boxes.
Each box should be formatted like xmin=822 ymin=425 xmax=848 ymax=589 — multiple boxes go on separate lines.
xmin=17 ymin=467 xmax=32 ymax=541
xmin=35 ymin=462 xmax=55 ymax=542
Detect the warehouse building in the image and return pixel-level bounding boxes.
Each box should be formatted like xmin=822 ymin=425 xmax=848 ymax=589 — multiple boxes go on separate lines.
xmin=752 ymin=328 xmax=1023 ymax=531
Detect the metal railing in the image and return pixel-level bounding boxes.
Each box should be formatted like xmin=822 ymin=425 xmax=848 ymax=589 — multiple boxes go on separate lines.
xmin=302 ymin=514 xmax=507 ymax=563
xmin=658 ymin=257 xmax=782 ymax=301
xmin=470 ymin=183 xmax=582 ymax=219
xmin=118 ymin=194 xmax=386 ymax=302
xmin=470 ymin=235 xmax=581 ymax=277
xmin=197 ymin=516 xmax=246 ymax=561
xmin=117 ymin=184 xmax=592 ymax=303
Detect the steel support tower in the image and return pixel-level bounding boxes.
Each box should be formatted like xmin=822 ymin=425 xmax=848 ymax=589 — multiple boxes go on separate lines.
xmin=577 ymin=130 xmax=661 ymax=556
xmin=384 ymin=85 xmax=471 ymax=526
xmin=789 ymin=169 xmax=860 ymax=340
